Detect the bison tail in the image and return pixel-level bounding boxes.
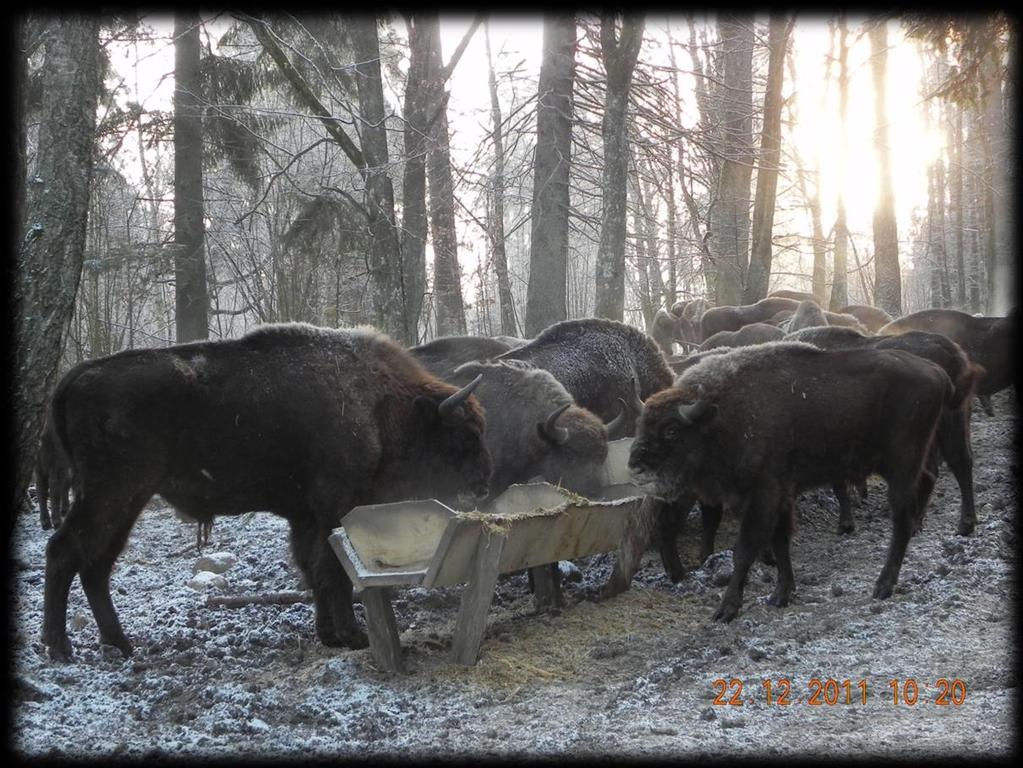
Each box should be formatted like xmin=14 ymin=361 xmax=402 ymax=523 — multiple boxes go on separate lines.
xmin=951 ymin=362 xmax=986 ymax=411
xmin=49 ymin=363 xmax=89 ymax=500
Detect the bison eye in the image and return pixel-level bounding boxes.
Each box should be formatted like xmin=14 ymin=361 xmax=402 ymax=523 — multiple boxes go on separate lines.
xmin=662 ymin=424 xmax=681 ymax=441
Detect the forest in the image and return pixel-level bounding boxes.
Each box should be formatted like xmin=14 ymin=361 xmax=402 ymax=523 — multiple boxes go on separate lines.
xmin=11 ymin=12 xmax=1015 ymax=519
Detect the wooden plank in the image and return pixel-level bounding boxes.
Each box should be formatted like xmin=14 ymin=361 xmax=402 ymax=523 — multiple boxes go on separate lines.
xmin=328 ymin=530 xmax=427 ymax=590
xmin=360 ymin=587 xmax=405 ymax=674
xmin=450 ymin=532 xmax=507 ymax=666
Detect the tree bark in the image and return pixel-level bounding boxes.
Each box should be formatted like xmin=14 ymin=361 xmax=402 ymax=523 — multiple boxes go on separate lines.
xmin=710 ymin=14 xmax=754 ymax=307
xmin=524 ymin=14 xmax=576 ymax=337
xmin=594 ymin=13 xmax=644 ymax=321
xmin=744 ymin=15 xmax=791 ymax=304
xmin=869 ymin=19 xmax=902 ymax=317
xmin=949 ymin=101 xmax=966 ymax=308
xmin=14 ymin=14 xmax=101 ymax=526
xmin=174 ymin=13 xmax=210 ymax=343
xmin=830 ymin=15 xmax=850 ymax=311
xmin=485 ymin=22 xmax=519 ymax=336
xmin=423 ymin=16 xmax=467 ymax=336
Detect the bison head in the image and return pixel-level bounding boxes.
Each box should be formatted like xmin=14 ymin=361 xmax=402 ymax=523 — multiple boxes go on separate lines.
xmin=407 ymin=374 xmax=494 ymax=505
xmin=534 ymin=403 xmax=609 ymax=499
xmin=628 ymin=388 xmax=717 ymax=499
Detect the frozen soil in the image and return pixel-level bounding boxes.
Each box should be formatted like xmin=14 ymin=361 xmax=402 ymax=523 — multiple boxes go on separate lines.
xmin=9 ymin=391 xmax=1017 ymax=760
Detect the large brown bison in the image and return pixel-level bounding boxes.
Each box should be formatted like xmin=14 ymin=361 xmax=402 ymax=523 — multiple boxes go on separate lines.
xmin=651 ymin=308 xmax=697 ymax=356
xmin=768 ymin=289 xmax=818 ymax=303
xmin=698 ymin=297 xmax=801 ymax=342
xmin=497 ymin=317 xmax=674 ymax=436
xmin=699 ymin=323 xmax=784 ymax=352
xmin=878 ymin=308 xmax=1015 ymax=415
xmin=42 ymin=324 xmax=493 ymax=661
xmin=837 ymin=304 xmax=893 ymax=333
xmin=628 ymin=341 xmax=952 ymax=621
xmin=787 ymin=325 xmax=984 ymax=535
xmin=785 ymin=300 xmax=828 ymax=333
xmin=409 ymin=335 xmax=513 ymax=379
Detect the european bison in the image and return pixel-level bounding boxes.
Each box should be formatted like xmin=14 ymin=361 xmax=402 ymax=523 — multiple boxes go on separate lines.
xmin=35 ymin=413 xmax=72 ymax=530
xmin=497 ymin=317 xmax=674 ymax=436
xmin=837 ymin=304 xmax=893 ymax=333
xmin=785 ymin=300 xmax=828 ymax=333
xmin=42 ymin=323 xmax=494 ymax=661
xmin=409 ymin=335 xmax=513 ymax=379
xmin=674 ymin=298 xmax=714 ymax=330
xmin=628 ymin=341 xmax=953 ymax=621
xmin=447 ymin=360 xmax=611 ymax=500
xmin=698 ymin=297 xmax=801 ymax=342
xmin=699 ymin=322 xmax=784 ymax=352
xmin=878 ymin=308 xmax=1015 ymax=415
xmin=787 ymin=325 xmax=984 ymax=535
xmin=651 ymin=308 xmax=697 ymax=356
xmin=768 ymin=289 xmax=819 ymax=303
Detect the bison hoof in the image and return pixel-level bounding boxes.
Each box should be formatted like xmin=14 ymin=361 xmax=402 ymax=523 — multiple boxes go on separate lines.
xmin=957 ymin=519 xmax=976 ymax=536
xmin=320 ymin=628 xmax=369 ymax=651
xmin=765 ymin=591 xmax=791 ymax=608
xmin=100 ymin=635 xmax=133 ymax=658
xmin=872 ymin=582 xmax=894 ymax=600
xmin=712 ymin=602 xmax=739 ymax=623
xmin=45 ymin=636 xmax=74 ymax=663
xmin=598 ymin=579 xmax=627 ymax=601
xmin=837 ymin=521 xmax=856 ymax=535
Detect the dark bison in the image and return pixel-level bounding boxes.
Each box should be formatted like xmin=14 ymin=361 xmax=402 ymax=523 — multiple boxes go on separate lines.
xmin=699 ymin=322 xmax=784 ymax=352
xmin=42 ymin=323 xmax=493 ymax=661
xmin=447 ymin=360 xmax=611 ymax=500
xmin=674 ymin=297 xmax=714 ymax=330
xmin=698 ymin=297 xmax=801 ymax=342
xmin=628 ymin=341 xmax=952 ymax=621
xmin=36 ymin=413 xmax=72 ymax=530
xmin=787 ymin=325 xmax=984 ymax=535
xmin=878 ymin=308 xmax=1015 ymax=415
xmin=768 ymin=289 xmax=818 ymax=303
xmin=786 ymin=300 xmax=828 ymax=333
xmin=837 ymin=304 xmax=893 ymax=333
xmin=497 ymin=317 xmax=674 ymax=436
xmin=409 ymin=335 xmax=513 ymax=379
xmin=651 ymin=308 xmax=697 ymax=356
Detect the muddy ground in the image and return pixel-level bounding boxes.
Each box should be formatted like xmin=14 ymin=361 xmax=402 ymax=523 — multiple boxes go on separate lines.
xmin=8 ymin=391 xmax=1017 ymax=760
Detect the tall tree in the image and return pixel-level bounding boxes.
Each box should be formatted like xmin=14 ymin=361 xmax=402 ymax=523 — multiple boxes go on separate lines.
xmin=423 ymin=15 xmax=467 ymax=336
xmin=593 ymin=12 xmax=644 ymax=320
xmin=870 ymin=19 xmax=902 ymax=317
xmin=14 ymin=15 xmax=101 ymax=523
xmin=174 ymin=12 xmax=209 ymax=342
xmin=709 ymin=14 xmax=754 ymax=306
xmin=744 ymin=15 xmax=792 ymax=303
xmin=484 ymin=21 xmax=519 ymax=336
xmin=829 ymin=15 xmax=850 ymax=311
xmin=524 ymin=14 xmax=576 ymax=337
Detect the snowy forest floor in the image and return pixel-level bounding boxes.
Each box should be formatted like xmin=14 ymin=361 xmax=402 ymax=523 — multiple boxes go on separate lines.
xmin=8 ymin=391 xmax=1018 ymax=759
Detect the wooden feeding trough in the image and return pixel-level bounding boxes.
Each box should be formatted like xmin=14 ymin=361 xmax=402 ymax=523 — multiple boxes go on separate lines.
xmin=328 ymin=439 xmax=653 ymax=673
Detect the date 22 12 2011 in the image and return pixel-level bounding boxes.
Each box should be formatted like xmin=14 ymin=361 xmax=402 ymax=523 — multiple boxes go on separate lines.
xmin=711 ymin=678 xmax=968 ymax=707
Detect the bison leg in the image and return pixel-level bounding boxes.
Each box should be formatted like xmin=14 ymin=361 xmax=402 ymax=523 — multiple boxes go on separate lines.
xmin=938 ymin=410 xmax=976 ymax=536
xmin=714 ymin=494 xmax=778 ymax=622
xmin=79 ymin=506 xmax=142 ymax=658
xmin=658 ymin=495 xmax=695 ymax=583
xmin=698 ymin=503 xmax=723 ymax=564
xmin=834 ymin=484 xmax=856 ymax=534
xmin=766 ymin=501 xmax=795 ymax=608
xmin=873 ymin=483 xmax=918 ymax=600
xmin=978 ymin=394 xmax=994 ymax=417
xmin=288 ymin=520 xmax=368 ymax=650
xmin=37 ymin=470 xmax=52 ymax=531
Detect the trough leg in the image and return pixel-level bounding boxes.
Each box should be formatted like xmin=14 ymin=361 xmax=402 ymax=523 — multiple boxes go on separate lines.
xmin=360 ymin=587 xmax=405 ymax=674
xmin=531 ymin=564 xmax=562 ymax=614
xmin=451 ymin=532 xmax=506 ymax=666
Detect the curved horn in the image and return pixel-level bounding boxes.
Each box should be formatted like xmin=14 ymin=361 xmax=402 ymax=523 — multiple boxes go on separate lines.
xmin=676 ymin=399 xmax=715 ymax=425
xmin=629 ymin=375 xmax=645 ymax=415
xmin=604 ymin=397 xmax=629 ymax=439
xmin=539 ymin=402 xmax=571 ymax=446
xmin=438 ymin=373 xmax=483 ymax=422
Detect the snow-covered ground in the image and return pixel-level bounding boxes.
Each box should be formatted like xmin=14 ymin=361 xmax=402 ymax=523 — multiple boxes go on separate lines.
xmin=9 ymin=392 xmax=1016 ymax=759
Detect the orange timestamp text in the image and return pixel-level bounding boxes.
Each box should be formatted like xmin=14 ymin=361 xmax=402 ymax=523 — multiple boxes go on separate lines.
xmin=711 ymin=678 xmax=968 ymax=706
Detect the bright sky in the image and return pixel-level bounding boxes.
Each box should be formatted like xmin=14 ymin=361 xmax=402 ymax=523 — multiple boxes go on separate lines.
xmin=107 ymin=14 xmax=943 ymax=286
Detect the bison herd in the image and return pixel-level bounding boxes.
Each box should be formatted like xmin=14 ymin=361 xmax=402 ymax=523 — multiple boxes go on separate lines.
xmin=32 ymin=295 xmax=1015 ymax=663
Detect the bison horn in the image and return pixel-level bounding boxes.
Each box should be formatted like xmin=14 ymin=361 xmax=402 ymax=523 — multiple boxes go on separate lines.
xmin=438 ymin=373 xmax=483 ymax=422
xmin=629 ymin=376 xmax=645 ymax=415
xmin=539 ymin=402 xmax=571 ymax=446
xmin=676 ymin=399 xmax=715 ymax=425
xmin=604 ymin=398 xmax=629 ymax=440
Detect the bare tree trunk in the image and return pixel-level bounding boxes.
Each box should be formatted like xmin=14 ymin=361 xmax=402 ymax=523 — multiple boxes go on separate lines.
xmin=869 ymin=19 xmax=902 ymax=317
xmin=949 ymin=101 xmax=966 ymax=308
xmin=174 ymin=12 xmax=209 ymax=342
xmin=525 ymin=14 xmax=576 ymax=337
xmin=349 ymin=16 xmax=408 ymax=341
xmin=594 ymin=13 xmax=644 ymax=321
xmin=485 ymin=22 xmax=518 ymax=337
xmin=744 ymin=15 xmax=791 ymax=304
xmin=830 ymin=15 xmax=850 ymax=311
xmin=423 ymin=16 xmax=467 ymax=336
xmin=14 ymin=14 xmax=101 ymax=525
xmin=710 ymin=14 xmax=754 ymax=306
